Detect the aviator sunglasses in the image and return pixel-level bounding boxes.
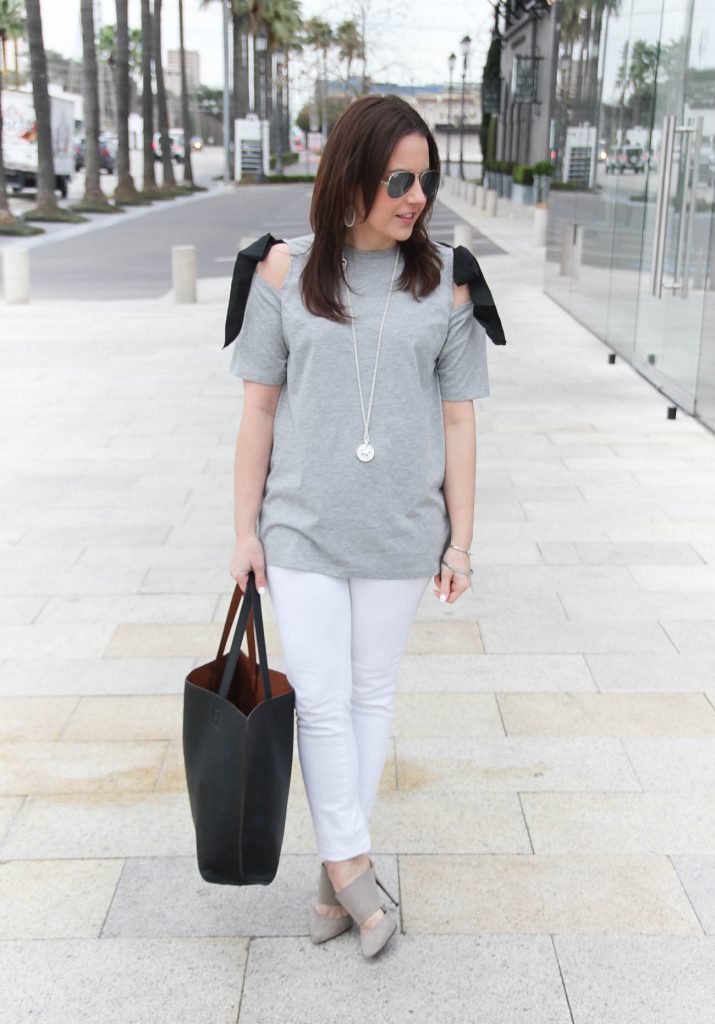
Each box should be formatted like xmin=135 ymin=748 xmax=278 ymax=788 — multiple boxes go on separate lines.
xmin=379 ymin=169 xmax=440 ymax=199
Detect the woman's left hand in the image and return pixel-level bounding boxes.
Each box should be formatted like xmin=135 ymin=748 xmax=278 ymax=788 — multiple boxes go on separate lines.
xmin=433 ymin=547 xmax=472 ymax=604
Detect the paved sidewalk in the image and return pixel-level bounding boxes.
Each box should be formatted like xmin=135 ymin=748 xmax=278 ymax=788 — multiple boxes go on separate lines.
xmin=2 ymin=188 xmax=715 ymax=1023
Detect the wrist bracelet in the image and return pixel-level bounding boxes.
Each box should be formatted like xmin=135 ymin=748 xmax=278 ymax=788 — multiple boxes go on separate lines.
xmin=448 ymin=541 xmax=473 ymax=555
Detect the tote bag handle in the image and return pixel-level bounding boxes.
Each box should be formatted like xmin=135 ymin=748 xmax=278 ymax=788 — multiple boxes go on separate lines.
xmin=216 ymin=572 xmax=273 ymax=702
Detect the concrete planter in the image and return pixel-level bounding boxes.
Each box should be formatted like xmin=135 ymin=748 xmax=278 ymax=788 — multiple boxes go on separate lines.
xmin=502 ymin=175 xmax=512 ymax=199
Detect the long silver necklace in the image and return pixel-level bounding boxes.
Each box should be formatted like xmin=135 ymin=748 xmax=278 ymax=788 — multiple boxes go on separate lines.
xmin=340 ymin=246 xmax=401 ymax=462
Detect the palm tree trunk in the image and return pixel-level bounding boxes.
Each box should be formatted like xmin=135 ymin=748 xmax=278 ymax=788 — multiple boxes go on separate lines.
xmin=114 ymin=0 xmax=139 ymax=200
xmin=154 ymin=0 xmax=176 ymax=188
xmin=24 ymin=0 xmax=57 ymax=212
xmin=141 ymin=0 xmax=158 ymax=192
xmin=0 ymin=55 xmax=20 ymax=224
xmin=178 ymin=0 xmax=194 ymax=187
xmin=79 ymin=0 xmax=109 ymax=205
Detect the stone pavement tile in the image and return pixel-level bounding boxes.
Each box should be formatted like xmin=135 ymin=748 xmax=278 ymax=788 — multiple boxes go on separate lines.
xmin=104 ymin=622 xmax=223 ymax=659
xmin=35 ymin=593 xmax=218 ymax=625
xmin=621 ymin=738 xmax=715 ymax=790
xmin=0 ymin=937 xmax=247 ymax=1024
xmin=572 ymin=541 xmax=704 ymax=565
xmin=659 ymin=619 xmax=715 ymax=653
xmin=537 ymin=542 xmax=582 ymax=564
xmin=102 ymin=854 xmax=398 ymax=938
xmin=396 ymin=653 xmax=596 ymax=693
xmin=395 ymin=737 xmax=639 ymax=793
xmin=368 ymin=790 xmax=530 ymax=854
xmin=0 ymin=792 xmax=195 ymax=859
xmin=237 ymin=934 xmax=571 ymax=1024
xmin=0 ymin=595 xmax=48 ymax=625
xmin=0 ymin=797 xmax=23 ymax=842
xmin=399 ymin=854 xmax=701 ymax=935
xmin=140 ymin=567 xmax=235 ymax=595
xmin=0 ymin=858 xmax=122 ymax=938
xmin=498 ymin=693 xmax=715 ymax=737
xmin=480 ymin=619 xmax=674 ymax=654
xmin=522 ymin=792 xmax=715 ymax=854
xmin=453 ymin=564 xmax=641 ymax=595
xmin=559 ymin=590 xmax=715 ymax=621
xmin=554 ymin=935 xmax=715 ymax=1024
xmin=0 ymin=697 xmax=78 ymax=741
xmin=585 ymin=653 xmax=715 ymax=692
xmin=391 ymin=692 xmax=502 ymax=738
xmin=0 ymin=624 xmax=117 ymax=658
xmin=76 ymin=543 xmax=230 ymax=570
xmin=413 ymin=591 xmax=568 ymax=623
xmin=694 ymin=542 xmax=715 ymax=564
xmin=0 ymin=566 xmax=146 ymax=596
xmin=0 ymin=740 xmax=167 ymax=795
xmin=631 ymin=566 xmax=715 ymax=591
xmin=61 ymin=695 xmax=183 ymax=742
xmin=403 ymin=621 xmax=483 ymax=655
xmin=670 ymin=857 xmax=715 ymax=934
xmin=0 ymin=656 xmax=194 ymax=696
xmin=0 ymin=543 xmax=84 ymax=570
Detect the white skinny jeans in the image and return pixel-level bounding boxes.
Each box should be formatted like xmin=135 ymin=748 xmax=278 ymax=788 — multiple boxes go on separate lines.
xmin=265 ymin=563 xmax=431 ymax=861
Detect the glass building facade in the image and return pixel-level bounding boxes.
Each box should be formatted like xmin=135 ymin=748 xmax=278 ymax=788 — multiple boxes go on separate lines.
xmin=544 ymin=0 xmax=715 ymax=432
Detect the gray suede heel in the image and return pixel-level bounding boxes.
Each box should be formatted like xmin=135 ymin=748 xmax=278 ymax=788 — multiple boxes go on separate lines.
xmin=332 ymin=857 xmax=399 ymax=958
xmin=308 ymin=861 xmax=353 ymax=944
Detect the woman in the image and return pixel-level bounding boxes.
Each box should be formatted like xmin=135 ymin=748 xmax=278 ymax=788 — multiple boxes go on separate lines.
xmin=225 ymin=94 xmax=502 ymax=959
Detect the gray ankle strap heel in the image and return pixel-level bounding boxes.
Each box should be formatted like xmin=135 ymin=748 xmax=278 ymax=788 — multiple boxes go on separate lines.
xmin=333 ymin=858 xmax=399 ymax=958
xmin=308 ymin=861 xmax=353 ymax=945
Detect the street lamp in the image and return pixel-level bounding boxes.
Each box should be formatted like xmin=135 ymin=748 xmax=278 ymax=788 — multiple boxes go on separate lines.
xmin=222 ymin=0 xmax=230 ymax=182
xmin=255 ymin=31 xmax=267 ymax=121
xmin=446 ymin=52 xmax=456 ymax=177
xmin=458 ymin=34 xmax=471 ymax=181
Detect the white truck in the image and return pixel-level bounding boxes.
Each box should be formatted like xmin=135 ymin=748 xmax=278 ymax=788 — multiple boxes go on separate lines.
xmin=1 ymin=88 xmax=74 ymax=198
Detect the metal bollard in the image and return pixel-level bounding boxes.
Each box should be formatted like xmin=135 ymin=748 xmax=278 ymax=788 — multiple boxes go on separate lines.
xmin=453 ymin=224 xmax=473 ymax=251
xmin=467 ymin=181 xmax=477 ymax=204
xmin=2 ymin=248 xmax=30 ymax=304
xmin=172 ymin=245 xmax=197 ymax=304
xmin=485 ymin=188 xmax=498 ymax=216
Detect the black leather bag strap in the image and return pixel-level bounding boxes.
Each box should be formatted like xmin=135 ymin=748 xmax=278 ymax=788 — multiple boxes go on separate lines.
xmin=218 ymin=572 xmax=273 ymax=701
xmin=223 ymin=232 xmax=285 ymax=349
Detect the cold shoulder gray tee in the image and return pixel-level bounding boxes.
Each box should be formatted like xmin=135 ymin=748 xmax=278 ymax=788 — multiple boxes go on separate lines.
xmin=228 ymin=232 xmax=490 ymax=578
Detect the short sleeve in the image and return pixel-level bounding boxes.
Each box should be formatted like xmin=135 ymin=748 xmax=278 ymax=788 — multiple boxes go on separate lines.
xmin=435 ymin=300 xmax=490 ymax=401
xmin=228 ymin=271 xmax=288 ymax=386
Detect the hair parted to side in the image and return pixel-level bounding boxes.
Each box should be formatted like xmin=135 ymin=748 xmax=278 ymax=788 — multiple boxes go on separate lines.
xmin=301 ymin=93 xmax=443 ymax=324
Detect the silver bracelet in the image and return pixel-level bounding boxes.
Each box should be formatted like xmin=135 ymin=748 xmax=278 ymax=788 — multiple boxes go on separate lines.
xmin=448 ymin=541 xmax=473 ymax=555
xmin=440 ymin=558 xmax=474 ymax=577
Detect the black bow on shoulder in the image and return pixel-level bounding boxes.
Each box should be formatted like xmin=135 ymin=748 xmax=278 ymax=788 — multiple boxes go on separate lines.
xmin=223 ymin=232 xmax=284 ymax=349
xmin=448 ymin=243 xmax=507 ymax=346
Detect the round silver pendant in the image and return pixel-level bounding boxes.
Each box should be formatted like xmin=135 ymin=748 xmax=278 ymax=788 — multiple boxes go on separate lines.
xmin=356 ymin=443 xmax=374 ymax=462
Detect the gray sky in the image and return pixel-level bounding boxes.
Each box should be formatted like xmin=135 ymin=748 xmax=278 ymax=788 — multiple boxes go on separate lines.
xmin=39 ymin=0 xmax=493 ymax=119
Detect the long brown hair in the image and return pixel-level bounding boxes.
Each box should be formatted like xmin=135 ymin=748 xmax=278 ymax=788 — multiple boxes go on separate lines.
xmin=301 ymin=94 xmax=443 ymax=324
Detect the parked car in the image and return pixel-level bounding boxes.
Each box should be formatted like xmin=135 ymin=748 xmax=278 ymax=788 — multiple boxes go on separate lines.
xmin=152 ymin=129 xmax=185 ymax=162
xmin=74 ymin=134 xmax=115 ymax=174
xmin=605 ymin=144 xmax=647 ymax=174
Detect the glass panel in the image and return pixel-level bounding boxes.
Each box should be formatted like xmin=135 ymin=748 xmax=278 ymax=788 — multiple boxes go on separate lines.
xmin=631 ymin=0 xmax=713 ymax=411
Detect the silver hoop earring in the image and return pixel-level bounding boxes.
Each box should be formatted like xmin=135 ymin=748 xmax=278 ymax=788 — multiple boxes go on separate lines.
xmin=344 ymin=204 xmax=356 ymax=228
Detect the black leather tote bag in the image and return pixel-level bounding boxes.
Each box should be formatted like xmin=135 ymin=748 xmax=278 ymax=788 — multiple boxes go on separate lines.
xmin=183 ymin=572 xmax=295 ymax=885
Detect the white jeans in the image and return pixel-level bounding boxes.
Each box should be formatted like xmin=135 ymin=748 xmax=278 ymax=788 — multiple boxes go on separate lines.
xmin=265 ymin=563 xmax=431 ymax=861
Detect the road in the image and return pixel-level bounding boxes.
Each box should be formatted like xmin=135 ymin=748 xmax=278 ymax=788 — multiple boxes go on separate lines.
xmin=0 ymin=150 xmax=505 ymax=300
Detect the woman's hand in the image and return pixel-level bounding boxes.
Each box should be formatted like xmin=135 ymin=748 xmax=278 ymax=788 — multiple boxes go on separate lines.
xmin=229 ymin=533 xmax=268 ymax=594
xmin=433 ymin=546 xmax=472 ymax=604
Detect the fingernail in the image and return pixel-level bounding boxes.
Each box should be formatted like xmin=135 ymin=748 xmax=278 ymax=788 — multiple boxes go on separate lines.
xmin=258 ymin=586 xmax=266 ymax=595
xmin=439 ymin=594 xmax=447 ymax=602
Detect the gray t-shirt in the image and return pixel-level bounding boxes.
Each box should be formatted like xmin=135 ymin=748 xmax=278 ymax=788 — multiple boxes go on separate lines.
xmin=229 ymin=232 xmax=490 ymax=578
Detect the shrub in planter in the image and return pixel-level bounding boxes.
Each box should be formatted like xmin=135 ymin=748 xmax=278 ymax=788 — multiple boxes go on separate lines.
xmin=512 ymin=163 xmax=535 ymax=186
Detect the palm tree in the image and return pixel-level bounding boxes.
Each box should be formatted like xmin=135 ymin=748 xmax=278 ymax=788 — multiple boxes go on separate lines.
xmin=74 ymin=0 xmax=117 ymax=212
xmin=140 ymin=0 xmax=159 ymax=194
xmin=114 ymin=0 xmax=142 ymax=202
xmin=336 ymin=19 xmax=363 ymax=96
xmin=303 ymin=17 xmax=333 ymax=150
xmin=0 ymin=0 xmax=24 ymax=227
xmin=0 ymin=0 xmax=23 ymax=86
xmin=177 ymin=0 xmax=194 ymax=187
xmin=154 ymin=0 xmax=177 ymax=190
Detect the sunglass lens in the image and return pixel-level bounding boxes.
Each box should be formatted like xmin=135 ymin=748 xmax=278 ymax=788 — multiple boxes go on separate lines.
xmin=420 ymin=170 xmax=440 ymax=196
xmin=387 ymin=171 xmax=414 ymax=198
